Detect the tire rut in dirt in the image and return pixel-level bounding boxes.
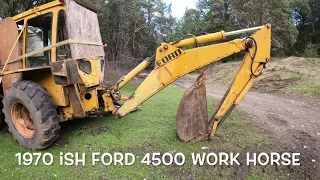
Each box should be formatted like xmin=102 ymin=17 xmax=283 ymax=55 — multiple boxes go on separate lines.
xmin=3 ymin=81 xmax=61 ymax=149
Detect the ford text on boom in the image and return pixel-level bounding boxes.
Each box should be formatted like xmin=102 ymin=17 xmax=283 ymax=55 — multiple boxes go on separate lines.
xmin=156 ymin=49 xmax=183 ymax=68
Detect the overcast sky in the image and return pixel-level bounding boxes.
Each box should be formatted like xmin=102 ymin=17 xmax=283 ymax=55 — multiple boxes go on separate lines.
xmin=163 ymin=0 xmax=197 ymax=18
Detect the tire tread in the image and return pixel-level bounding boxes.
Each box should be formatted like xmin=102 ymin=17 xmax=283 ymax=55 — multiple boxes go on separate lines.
xmin=3 ymin=81 xmax=60 ymax=149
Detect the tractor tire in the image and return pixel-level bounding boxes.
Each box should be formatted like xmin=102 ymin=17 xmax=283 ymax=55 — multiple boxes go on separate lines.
xmin=0 ymin=98 xmax=8 ymax=134
xmin=0 ymin=109 xmax=8 ymax=134
xmin=3 ymin=81 xmax=61 ymax=149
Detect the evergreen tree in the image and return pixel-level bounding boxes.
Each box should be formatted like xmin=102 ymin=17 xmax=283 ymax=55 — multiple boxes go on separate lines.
xmin=303 ymin=43 xmax=319 ymax=58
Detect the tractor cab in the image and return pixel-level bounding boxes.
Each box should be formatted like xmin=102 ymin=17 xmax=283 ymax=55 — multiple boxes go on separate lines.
xmin=0 ymin=0 xmax=106 ymax=113
xmin=12 ymin=0 xmax=105 ymax=64
xmin=0 ymin=0 xmax=107 ymax=124
xmin=0 ymin=0 xmax=112 ymax=149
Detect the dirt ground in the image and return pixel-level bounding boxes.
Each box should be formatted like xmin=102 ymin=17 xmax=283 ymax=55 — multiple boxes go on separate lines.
xmin=176 ymin=76 xmax=320 ymax=179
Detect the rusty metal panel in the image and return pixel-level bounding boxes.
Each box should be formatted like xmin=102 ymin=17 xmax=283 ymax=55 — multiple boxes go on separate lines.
xmin=0 ymin=17 xmax=22 ymax=94
xmin=50 ymin=60 xmax=79 ymax=86
xmin=66 ymin=84 xmax=86 ymax=118
xmin=65 ymin=0 xmax=105 ymax=60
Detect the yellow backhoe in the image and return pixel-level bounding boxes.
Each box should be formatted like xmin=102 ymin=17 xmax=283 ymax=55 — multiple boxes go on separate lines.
xmin=0 ymin=0 xmax=271 ymax=149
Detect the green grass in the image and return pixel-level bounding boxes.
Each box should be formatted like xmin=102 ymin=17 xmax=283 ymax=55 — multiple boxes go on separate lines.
xmin=283 ymin=75 xmax=320 ymax=95
xmin=0 ymin=84 xmax=285 ymax=179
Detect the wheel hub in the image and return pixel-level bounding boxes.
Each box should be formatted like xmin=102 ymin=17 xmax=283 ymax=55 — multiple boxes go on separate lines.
xmin=11 ymin=102 xmax=34 ymax=138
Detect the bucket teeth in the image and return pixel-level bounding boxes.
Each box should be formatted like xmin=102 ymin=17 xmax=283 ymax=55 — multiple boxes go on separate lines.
xmin=176 ymin=72 xmax=209 ymax=142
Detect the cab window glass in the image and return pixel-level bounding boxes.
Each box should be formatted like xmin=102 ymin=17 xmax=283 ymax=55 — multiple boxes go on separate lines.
xmin=26 ymin=13 xmax=52 ymax=68
xmin=16 ymin=20 xmax=24 ymax=56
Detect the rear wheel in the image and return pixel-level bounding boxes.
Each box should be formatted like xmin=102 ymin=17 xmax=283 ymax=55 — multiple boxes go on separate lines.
xmin=3 ymin=81 xmax=61 ymax=149
xmin=11 ymin=102 xmax=35 ymax=138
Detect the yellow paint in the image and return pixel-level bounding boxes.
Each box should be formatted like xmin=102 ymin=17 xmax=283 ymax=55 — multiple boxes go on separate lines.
xmin=10 ymin=1 xmax=66 ymax=70
xmin=78 ymin=59 xmax=103 ymax=88
xmin=2 ymin=66 xmax=50 ymax=75
xmin=212 ymin=25 xmax=271 ymax=125
xmin=171 ymin=31 xmax=226 ymax=48
xmin=61 ymin=87 xmax=100 ymax=121
xmin=33 ymin=72 xmax=69 ymax=107
xmin=117 ymin=39 xmax=246 ymax=116
xmin=1 ymin=1 xmax=108 ymax=121
xmin=111 ymin=59 xmax=150 ymax=92
xmin=51 ymin=6 xmax=59 ymax=63
xmin=62 ymin=105 xmax=74 ymax=121
xmin=22 ymin=20 xmax=27 ymax=68
xmin=102 ymin=93 xmax=117 ymax=114
xmin=117 ymin=24 xmax=272 ymax=139
xmin=209 ymin=121 xmax=219 ymax=137
xmin=80 ymin=88 xmax=99 ymax=111
xmin=12 ymin=0 xmax=65 ymax=22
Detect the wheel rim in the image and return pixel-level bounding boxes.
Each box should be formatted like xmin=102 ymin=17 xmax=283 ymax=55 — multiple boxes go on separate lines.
xmin=11 ymin=102 xmax=34 ymax=138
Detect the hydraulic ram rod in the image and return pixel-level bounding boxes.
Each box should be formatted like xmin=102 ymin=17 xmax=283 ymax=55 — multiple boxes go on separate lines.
xmin=111 ymin=59 xmax=150 ymax=92
xmin=171 ymin=26 xmax=264 ymax=48
xmin=225 ymin=26 xmax=264 ymax=36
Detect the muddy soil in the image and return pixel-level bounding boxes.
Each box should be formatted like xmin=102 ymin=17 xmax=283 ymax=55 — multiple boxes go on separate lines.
xmin=176 ymin=77 xmax=320 ymax=179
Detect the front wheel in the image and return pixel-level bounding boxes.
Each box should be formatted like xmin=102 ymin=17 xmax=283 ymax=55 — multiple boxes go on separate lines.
xmin=3 ymin=81 xmax=61 ymax=149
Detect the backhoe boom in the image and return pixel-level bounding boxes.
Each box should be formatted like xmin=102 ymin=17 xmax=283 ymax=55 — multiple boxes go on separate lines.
xmin=115 ymin=24 xmax=271 ymax=140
